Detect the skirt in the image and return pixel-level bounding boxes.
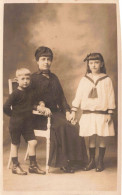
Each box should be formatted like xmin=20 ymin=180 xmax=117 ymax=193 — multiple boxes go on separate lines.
xmin=33 ymin=111 xmax=88 ymax=167
xmin=79 ymin=113 xmax=115 ymax=137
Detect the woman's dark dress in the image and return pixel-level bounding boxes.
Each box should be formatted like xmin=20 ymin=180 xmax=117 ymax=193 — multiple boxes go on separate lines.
xmin=31 ymin=70 xmax=88 ymax=167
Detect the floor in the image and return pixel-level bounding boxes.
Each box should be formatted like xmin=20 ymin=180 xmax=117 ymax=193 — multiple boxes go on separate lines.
xmin=2 ymin=137 xmax=119 ymax=195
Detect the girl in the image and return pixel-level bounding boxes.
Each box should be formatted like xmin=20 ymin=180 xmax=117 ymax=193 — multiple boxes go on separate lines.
xmin=70 ymin=53 xmax=116 ymax=172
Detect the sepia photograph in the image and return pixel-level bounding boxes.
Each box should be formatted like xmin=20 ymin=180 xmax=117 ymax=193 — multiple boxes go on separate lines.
xmin=2 ymin=0 xmax=121 ymax=194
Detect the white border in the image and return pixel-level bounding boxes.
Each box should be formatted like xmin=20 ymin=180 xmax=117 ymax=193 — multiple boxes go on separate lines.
xmin=1 ymin=0 xmax=121 ymax=194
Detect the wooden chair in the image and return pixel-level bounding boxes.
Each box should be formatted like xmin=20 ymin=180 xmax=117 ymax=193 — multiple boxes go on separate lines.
xmin=7 ymin=78 xmax=51 ymax=174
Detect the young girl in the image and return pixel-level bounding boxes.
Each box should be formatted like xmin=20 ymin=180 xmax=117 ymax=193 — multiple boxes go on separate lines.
xmin=70 ymin=53 xmax=116 ymax=172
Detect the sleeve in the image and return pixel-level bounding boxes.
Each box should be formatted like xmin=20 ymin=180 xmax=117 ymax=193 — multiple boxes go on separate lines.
xmin=107 ymin=77 xmax=116 ymax=110
xmin=72 ymin=78 xmax=84 ymax=112
xmin=3 ymin=93 xmax=15 ymax=116
xmin=55 ymin=76 xmax=70 ymax=113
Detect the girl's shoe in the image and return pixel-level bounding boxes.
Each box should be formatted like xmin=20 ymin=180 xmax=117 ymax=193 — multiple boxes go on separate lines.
xmin=96 ymin=147 xmax=106 ymax=172
xmin=83 ymin=159 xmax=96 ymax=171
xmin=83 ymin=147 xmax=96 ymax=171
xmin=96 ymin=161 xmax=104 ymax=172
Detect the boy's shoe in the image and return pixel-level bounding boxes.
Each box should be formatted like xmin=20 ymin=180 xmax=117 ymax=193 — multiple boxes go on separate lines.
xmin=29 ymin=162 xmax=46 ymax=175
xmin=12 ymin=163 xmax=27 ymax=175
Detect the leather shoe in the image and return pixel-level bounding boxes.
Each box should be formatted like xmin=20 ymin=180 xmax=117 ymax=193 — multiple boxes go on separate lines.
xmin=60 ymin=166 xmax=75 ymax=173
xmin=83 ymin=159 xmax=96 ymax=171
xmin=29 ymin=163 xmax=46 ymax=175
xmin=12 ymin=163 xmax=27 ymax=175
xmin=96 ymin=161 xmax=104 ymax=172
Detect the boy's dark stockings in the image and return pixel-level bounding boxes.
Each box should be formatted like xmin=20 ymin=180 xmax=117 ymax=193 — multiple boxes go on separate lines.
xmin=29 ymin=155 xmax=46 ymax=175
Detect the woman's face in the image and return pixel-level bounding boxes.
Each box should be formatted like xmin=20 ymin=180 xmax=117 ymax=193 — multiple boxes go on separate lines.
xmin=88 ymin=60 xmax=103 ymax=74
xmin=37 ymin=56 xmax=52 ymax=70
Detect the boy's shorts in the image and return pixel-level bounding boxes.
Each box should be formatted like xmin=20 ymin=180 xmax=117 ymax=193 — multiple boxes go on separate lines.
xmin=9 ymin=115 xmax=36 ymax=145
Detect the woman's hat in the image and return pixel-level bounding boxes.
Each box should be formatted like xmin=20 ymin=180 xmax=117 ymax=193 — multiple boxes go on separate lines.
xmin=35 ymin=46 xmax=53 ymax=61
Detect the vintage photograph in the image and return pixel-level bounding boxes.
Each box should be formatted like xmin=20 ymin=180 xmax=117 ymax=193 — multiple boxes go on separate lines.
xmin=2 ymin=0 xmax=121 ymax=194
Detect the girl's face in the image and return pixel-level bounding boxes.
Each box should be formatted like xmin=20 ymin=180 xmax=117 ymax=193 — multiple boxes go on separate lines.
xmin=88 ymin=60 xmax=103 ymax=74
xmin=37 ymin=56 xmax=52 ymax=70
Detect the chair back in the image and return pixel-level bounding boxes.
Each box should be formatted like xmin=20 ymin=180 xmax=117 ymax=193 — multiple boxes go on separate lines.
xmin=8 ymin=78 xmax=18 ymax=94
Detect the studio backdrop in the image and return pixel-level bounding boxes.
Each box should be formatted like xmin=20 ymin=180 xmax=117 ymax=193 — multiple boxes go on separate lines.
xmin=3 ymin=3 xmax=117 ymax=144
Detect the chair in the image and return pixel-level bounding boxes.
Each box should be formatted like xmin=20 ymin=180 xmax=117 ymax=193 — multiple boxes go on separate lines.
xmin=7 ymin=78 xmax=51 ymax=174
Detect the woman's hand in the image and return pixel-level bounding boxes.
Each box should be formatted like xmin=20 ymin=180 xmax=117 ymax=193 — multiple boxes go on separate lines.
xmin=37 ymin=105 xmax=45 ymax=113
xmin=37 ymin=105 xmax=52 ymax=116
xmin=44 ymin=108 xmax=52 ymax=116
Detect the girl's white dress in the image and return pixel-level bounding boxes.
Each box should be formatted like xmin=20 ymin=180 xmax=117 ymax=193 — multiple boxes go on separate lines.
xmin=72 ymin=73 xmax=116 ymax=137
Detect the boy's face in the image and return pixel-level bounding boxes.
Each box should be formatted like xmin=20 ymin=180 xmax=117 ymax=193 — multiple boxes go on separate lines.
xmin=88 ymin=60 xmax=103 ymax=74
xmin=17 ymin=75 xmax=31 ymax=89
xmin=37 ymin=56 xmax=52 ymax=70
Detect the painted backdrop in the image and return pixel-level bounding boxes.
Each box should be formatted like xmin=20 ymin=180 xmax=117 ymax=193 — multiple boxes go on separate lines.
xmin=3 ymin=3 xmax=117 ymax=143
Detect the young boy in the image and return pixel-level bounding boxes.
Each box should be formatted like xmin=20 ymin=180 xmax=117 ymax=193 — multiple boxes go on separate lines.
xmin=3 ymin=68 xmax=46 ymax=175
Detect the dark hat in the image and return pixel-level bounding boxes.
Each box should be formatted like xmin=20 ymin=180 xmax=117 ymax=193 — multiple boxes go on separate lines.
xmin=84 ymin=53 xmax=104 ymax=62
xmin=35 ymin=46 xmax=53 ymax=61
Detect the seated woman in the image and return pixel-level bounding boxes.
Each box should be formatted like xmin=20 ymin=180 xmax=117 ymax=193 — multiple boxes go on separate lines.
xmin=31 ymin=46 xmax=88 ymax=173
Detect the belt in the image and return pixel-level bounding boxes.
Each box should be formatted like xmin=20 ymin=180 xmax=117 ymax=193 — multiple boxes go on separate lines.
xmin=82 ymin=110 xmax=108 ymax=114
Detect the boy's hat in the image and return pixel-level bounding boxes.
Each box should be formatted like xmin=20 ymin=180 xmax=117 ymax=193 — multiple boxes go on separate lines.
xmin=35 ymin=46 xmax=53 ymax=61
xmin=84 ymin=53 xmax=104 ymax=62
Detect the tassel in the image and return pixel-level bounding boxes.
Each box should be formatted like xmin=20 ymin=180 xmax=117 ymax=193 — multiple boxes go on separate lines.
xmin=88 ymin=87 xmax=98 ymax=98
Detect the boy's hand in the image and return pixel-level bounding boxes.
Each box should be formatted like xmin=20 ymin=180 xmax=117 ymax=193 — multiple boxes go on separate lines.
xmin=105 ymin=114 xmax=112 ymax=123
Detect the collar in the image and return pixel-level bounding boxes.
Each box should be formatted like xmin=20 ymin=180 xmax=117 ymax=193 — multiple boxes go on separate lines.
xmin=36 ymin=69 xmax=51 ymax=75
xmin=85 ymin=73 xmax=108 ymax=86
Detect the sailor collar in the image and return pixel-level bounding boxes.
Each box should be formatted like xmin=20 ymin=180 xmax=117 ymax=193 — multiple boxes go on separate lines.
xmin=85 ymin=73 xmax=108 ymax=86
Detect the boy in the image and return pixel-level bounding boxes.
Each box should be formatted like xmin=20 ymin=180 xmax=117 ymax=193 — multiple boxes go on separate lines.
xmin=3 ymin=68 xmax=46 ymax=175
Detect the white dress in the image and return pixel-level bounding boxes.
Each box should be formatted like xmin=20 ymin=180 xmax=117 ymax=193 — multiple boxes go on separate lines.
xmin=72 ymin=73 xmax=116 ymax=137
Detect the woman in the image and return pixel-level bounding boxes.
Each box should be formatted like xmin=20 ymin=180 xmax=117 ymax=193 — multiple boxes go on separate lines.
xmin=31 ymin=46 xmax=88 ymax=173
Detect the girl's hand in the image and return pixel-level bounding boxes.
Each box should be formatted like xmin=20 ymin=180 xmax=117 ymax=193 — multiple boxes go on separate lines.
xmin=70 ymin=112 xmax=77 ymax=125
xmin=66 ymin=111 xmax=77 ymax=125
xmin=70 ymin=111 xmax=76 ymax=121
xmin=66 ymin=111 xmax=71 ymax=121
xmin=105 ymin=114 xmax=112 ymax=123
